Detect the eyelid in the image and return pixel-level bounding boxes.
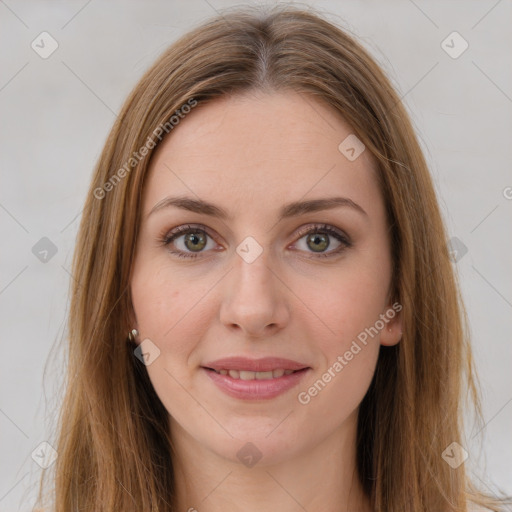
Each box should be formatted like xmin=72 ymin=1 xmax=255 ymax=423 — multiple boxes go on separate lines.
xmin=161 ymin=223 xmax=216 ymax=244
xmin=160 ymin=222 xmax=351 ymax=259
xmin=292 ymin=223 xmax=351 ymax=245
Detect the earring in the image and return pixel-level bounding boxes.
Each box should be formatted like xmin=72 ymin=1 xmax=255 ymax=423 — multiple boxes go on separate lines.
xmin=128 ymin=329 xmax=139 ymax=342
xmin=387 ymin=327 xmax=402 ymax=340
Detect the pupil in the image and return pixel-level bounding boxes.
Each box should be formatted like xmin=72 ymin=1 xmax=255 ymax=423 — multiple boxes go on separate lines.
xmin=308 ymin=233 xmax=328 ymax=252
xmin=185 ymin=232 xmax=206 ymax=251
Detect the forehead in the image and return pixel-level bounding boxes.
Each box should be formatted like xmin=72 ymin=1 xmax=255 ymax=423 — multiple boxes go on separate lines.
xmin=142 ymin=91 xmax=382 ymax=221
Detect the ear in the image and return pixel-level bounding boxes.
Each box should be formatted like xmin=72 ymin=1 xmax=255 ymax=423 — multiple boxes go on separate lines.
xmin=127 ymin=302 xmax=139 ymax=338
xmin=129 ymin=310 xmax=137 ymax=329
xmin=379 ymin=301 xmax=402 ymax=347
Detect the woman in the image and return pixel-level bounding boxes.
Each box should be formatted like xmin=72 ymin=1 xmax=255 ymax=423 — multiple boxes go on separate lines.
xmin=36 ymin=5 xmax=510 ymax=511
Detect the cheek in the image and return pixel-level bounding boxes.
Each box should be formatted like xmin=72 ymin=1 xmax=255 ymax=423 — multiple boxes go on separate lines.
xmin=296 ymin=263 xmax=388 ymax=411
xmin=130 ymin=258 xmax=222 ymax=367
xmin=295 ymin=269 xmax=385 ymax=412
xmin=312 ymin=288 xmax=382 ymax=392
xmin=130 ymin=266 xmax=202 ymax=415
xmin=132 ymin=275 xmax=178 ymax=335
xmin=303 ymin=265 xmax=390 ymax=346
xmin=131 ymin=259 xmax=184 ymax=350
xmin=296 ymin=344 xmax=378 ymax=442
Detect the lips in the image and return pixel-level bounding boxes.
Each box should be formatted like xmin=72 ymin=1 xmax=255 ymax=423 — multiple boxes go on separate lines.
xmin=201 ymin=357 xmax=311 ymax=399
xmin=202 ymin=356 xmax=309 ymax=373
xmin=210 ymin=368 xmax=296 ymax=380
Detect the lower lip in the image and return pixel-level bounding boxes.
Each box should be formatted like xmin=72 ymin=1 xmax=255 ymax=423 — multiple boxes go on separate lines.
xmin=202 ymin=367 xmax=310 ymax=400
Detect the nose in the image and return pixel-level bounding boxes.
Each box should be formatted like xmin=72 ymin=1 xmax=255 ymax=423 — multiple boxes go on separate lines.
xmin=219 ymin=247 xmax=290 ymax=339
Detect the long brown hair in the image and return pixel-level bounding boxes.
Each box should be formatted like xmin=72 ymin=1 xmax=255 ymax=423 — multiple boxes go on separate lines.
xmin=36 ymin=4 xmax=511 ymax=511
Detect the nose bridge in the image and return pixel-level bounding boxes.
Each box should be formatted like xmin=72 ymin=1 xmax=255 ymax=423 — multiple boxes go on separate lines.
xmin=235 ymin=241 xmax=273 ymax=290
xmin=231 ymin=240 xmax=277 ymax=305
xmin=219 ymin=239 xmax=289 ymax=335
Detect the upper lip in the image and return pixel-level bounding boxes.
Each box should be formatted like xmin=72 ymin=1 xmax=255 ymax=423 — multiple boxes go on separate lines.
xmin=202 ymin=357 xmax=309 ymax=372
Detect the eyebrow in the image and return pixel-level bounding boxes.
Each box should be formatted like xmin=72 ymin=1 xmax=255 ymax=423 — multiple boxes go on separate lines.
xmin=147 ymin=195 xmax=368 ymax=222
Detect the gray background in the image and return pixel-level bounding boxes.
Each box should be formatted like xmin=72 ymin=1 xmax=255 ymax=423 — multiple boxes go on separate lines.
xmin=1 ymin=0 xmax=511 ymax=509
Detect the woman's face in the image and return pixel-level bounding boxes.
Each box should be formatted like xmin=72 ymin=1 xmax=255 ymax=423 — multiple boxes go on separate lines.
xmin=130 ymin=90 xmax=401 ymax=465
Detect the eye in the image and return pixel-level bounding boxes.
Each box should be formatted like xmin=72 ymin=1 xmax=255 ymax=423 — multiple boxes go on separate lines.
xmin=159 ymin=223 xmax=351 ymax=260
xmin=291 ymin=223 xmax=352 ymax=259
xmin=159 ymin=224 xmax=217 ymax=259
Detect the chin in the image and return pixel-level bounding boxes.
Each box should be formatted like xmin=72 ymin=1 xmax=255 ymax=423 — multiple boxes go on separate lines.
xmin=199 ymin=418 xmax=310 ymax=467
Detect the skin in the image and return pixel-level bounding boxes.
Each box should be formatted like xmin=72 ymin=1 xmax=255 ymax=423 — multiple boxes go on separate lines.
xmin=130 ymin=90 xmax=402 ymax=512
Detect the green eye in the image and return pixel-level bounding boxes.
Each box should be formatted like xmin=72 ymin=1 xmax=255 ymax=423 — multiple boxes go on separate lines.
xmin=161 ymin=223 xmax=351 ymax=260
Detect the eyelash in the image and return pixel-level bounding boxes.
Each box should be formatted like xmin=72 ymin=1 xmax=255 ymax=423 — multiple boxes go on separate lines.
xmin=158 ymin=223 xmax=352 ymax=260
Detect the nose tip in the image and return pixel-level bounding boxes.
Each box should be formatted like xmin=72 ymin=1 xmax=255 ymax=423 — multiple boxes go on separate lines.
xmin=219 ymin=255 xmax=290 ymax=338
